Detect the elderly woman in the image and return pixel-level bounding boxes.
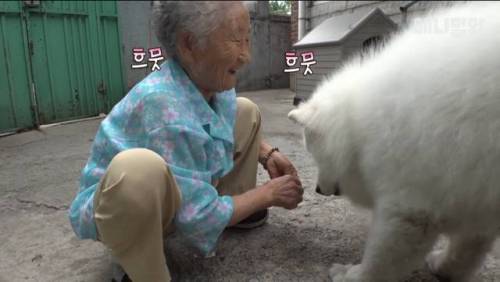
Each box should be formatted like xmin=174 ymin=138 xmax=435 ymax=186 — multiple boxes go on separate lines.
xmin=68 ymin=1 xmax=303 ymax=281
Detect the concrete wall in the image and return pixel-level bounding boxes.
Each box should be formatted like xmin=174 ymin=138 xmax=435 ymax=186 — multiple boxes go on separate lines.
xmin=307 ymin=1 xmax=467 ymax=31
xmin=289 ymin=1 xmax=298 ymax=92
xmin=117 ymin=1 xmax=162 ymax=91
xmin=118 ymin=1 xmax=291 ymax=92
xmin=288 ymin=1 xmax=468 ymax=93
xmin=236 ymin=2 xmax=291 ymax=91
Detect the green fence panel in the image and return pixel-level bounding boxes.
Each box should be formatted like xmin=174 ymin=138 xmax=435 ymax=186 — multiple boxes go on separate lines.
xmin=27 ymin=1 xmax=96 ymax=123
xmin=27 ymin=0 xmax=124 ymax=124
xmin=88 ymin=1 xmax=125 ymax=113
xmin=0 ymin=0 xmax=124 ymax=131
xmin=0 ymin=1 xmax=35 ymax=133
xmin=99 ymin=14 xmax=125 ymax=108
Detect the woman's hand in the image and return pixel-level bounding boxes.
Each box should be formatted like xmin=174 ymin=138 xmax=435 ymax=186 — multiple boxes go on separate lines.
xmin=262 ymin=174 xmax=303 ymax=209
xmin=265 ymin=151 xmax=298 ymax=179
xmin=229 ymin=175 xmax=303 ymax=225
xmin=259 ymin=141 xmax=298 ymax=179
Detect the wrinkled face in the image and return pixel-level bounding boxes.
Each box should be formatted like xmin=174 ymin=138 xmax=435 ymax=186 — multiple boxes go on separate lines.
xmin=184 ymin=4 xmax=251 ymax=97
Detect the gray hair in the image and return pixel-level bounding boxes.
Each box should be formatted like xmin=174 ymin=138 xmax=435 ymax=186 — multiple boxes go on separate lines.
xmin=152 ymin=1 xmax=244 ymax=58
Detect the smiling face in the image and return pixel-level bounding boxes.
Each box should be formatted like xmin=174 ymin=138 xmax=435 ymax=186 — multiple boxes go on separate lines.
xmin=177 ymin=3 xmax=251 ymax=99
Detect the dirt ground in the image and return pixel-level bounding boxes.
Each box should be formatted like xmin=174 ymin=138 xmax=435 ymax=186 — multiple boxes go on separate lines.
xmin=1 ymin=89 xmax=500 ymax=282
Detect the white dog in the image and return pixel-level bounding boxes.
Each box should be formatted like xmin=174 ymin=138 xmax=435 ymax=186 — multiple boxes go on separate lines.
xmin=289 ymin=2 xmax=500 ymax=282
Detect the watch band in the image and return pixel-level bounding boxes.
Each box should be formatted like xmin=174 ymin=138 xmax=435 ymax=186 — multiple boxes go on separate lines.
xmin=259 ymin=147 xmax=279 ymax=170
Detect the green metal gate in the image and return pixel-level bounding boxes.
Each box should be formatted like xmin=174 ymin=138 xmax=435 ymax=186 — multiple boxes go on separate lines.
xmin=0 ymin=1 xmax=125 ymax=133
xmin=0 ymin=1 xmax=33 ymax=132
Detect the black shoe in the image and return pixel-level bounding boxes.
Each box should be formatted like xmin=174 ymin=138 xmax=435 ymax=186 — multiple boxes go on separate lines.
xmin=111 ymin=261 xmax=131 ymax=282
xmin=111 ymin=274 xmax=131 ymax=282
xmin=232 ymin=209 xmax=269 ymax=229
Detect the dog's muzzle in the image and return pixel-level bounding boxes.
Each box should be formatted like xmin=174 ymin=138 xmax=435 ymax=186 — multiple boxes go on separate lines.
xmin=316 ymin=182 xmax=341 ymax=196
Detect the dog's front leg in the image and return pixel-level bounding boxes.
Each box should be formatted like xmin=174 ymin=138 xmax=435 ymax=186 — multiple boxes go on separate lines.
xmin=361 ymin=209 xmax=439 ymax=281
xmin=426 ymin=233 xmax=496 ymax=282
xmin=331 ymin=209 xmax=438 ymax=282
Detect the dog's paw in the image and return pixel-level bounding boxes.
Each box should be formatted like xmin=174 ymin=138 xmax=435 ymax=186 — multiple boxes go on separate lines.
xmin=329 ymin=264 xmax=362 ymax=282
xmin=329 ymin=263 xmax=350 ymax=281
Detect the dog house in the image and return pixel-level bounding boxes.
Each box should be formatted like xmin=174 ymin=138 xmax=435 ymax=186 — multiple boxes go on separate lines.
xmin=292 ymin=8 xmax=398 ymax=104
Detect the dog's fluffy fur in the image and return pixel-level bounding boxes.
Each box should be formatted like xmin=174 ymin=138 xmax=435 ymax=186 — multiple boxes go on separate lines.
xmin=289 ymin=2 xmax=500 ymax=281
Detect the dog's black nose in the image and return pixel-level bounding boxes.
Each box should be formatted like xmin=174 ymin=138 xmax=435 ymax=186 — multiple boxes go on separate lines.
xmin=316 ymin=185 xmax=324 ymax=195
xmin=333 ymin=182 xmax=341 ymax=196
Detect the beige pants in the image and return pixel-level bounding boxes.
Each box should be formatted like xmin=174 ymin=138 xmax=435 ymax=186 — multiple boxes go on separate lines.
xmin=93 ymin=97 xmax=261 ymax=282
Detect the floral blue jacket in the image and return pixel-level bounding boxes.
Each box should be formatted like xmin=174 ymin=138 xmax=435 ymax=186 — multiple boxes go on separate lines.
xmin=69 ymin=59 xmax=236 ymax=255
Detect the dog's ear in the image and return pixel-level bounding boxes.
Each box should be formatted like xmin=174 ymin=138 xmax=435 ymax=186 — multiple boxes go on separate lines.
xmin=288 ymin=104 xmax=316 ymax=126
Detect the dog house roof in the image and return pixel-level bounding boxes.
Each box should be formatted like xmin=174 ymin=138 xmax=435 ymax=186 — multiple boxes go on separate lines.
xmin=294 ymin=8 xmax=397 ymax=48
